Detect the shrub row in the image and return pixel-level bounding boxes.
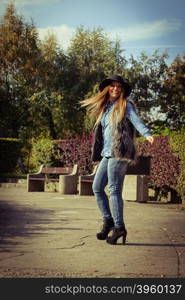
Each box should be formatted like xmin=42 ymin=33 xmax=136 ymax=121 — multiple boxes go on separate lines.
xmin=136 ymin=135 xmax=179 ymax=190
xmin=136 ymin=134 xmax=185 ymax=202
xmin=1 ymin=134 xmax=184 ymax=202
xmin=55 ymin=134 xmax=184 ymax=201
xmin=56 ymin=134 xmax=184 ymax=201
xmin=56 ymin=133 xmax=93 ymax=175
xmin=0 ymin=138 xmax=23 ymax=173
xmin=169 ymin=134 xmax=185 ymax=202
xmin=31 ymin=137 xmax=60 ymax=170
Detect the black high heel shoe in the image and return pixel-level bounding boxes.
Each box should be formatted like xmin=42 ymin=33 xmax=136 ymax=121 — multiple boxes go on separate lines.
xmin=96 ymin=218 xmax=114 ymax=240
xmin=106 ymin=226 xmax=127 ymax=245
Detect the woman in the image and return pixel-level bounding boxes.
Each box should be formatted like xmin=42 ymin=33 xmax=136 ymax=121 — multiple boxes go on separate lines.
xmin=80 ymin=75 xmax=154 ymax=245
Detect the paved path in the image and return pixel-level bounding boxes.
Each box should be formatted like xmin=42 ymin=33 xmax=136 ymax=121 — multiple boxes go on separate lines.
xmin=0 ymin=187 xmax=185 ymax=278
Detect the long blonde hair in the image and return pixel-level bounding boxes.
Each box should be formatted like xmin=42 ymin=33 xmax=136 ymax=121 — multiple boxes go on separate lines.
xmin=80 ymin=86 xmax=127 ymax=128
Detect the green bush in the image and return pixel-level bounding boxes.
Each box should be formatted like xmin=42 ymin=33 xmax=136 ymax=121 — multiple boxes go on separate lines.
xmin=19 ymin=138 xmax=33 ymax=173
xmin=31 ymin=137 xmax=60 ymax=170
xmin=169 ymin=134 xmax=185 ymax=202
xmin=0 ymin=138 xmax=23 ymax=173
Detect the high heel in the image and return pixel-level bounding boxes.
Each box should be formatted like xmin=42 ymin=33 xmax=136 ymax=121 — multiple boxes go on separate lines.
xmin=106 ymin=226 xmax=127 ymax=245
xmin=96 ymin=218 xmax=114 ymax=240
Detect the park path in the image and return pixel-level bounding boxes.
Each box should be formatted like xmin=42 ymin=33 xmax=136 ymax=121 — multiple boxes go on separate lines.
xmin=0 ymin=187 xmax=185 ymax=278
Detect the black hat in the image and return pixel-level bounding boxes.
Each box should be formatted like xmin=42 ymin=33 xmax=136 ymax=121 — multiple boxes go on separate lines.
xmin=99 ymin=75 xmax=131 ymax=97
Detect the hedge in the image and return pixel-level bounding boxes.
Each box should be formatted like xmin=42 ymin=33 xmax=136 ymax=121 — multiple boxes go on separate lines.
xmin=136 ymin=135 xmax=179 ymax=190
xmin=56 ymin=133 xmax=93 ymax=175
xmin=136 ymin=134 xmax=185 ymax=202
xmin=169 ymin=134 xmax=185 ymax=202
xmin=1 ymin=133 xmax=184 ymax=203
xmin=0 ymin=138 xmax=23 ymax=173
xmin=31 ymin=137 xmax=60 ymax=170
xmin=56 ymin=134 xmax=184 ymax=201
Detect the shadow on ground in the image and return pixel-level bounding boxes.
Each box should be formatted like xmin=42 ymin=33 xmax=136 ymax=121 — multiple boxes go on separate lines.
xmin=0 ymin=199 xmax=82 ymax=252
xmin=115 ymin=242 xmax=185 ymax=247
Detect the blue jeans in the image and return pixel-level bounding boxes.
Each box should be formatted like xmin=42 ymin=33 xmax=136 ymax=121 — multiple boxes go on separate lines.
xmin=92 ymin=157 xmax=128 ymax=227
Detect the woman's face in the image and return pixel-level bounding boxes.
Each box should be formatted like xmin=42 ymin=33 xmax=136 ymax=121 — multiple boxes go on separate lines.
xmin=108 ymin=81 xmax=122 ymax=101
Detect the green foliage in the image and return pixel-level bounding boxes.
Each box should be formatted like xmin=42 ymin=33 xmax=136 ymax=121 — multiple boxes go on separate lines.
xmin=0 ymin=2 xmax=184 ymax=141
xmin=0 ymin=173 xmax=27 ymax=179
xmin=124 ymin=51 xmax=168 ymax=126
xmin=169 ymin=134 xmax=185 ymax=201
xmin=0 ymin=3 xmax=42 ymax=138
xmin=27 ymin=91 xmax=63 ymax=139
xmin=64 ymin=26 xmax=127 ymax=134
xmin=68 ymin=26 xmax=126 ymax=81
xmin=160 ymin=55 xmax=185 ymax=131
xmin=39 ymin=32 xmax=59 ymax=62
xmin=0 ymin=138 xmax=23 ymax=173
xmin=0 ymin=3 xmax=64 ymax=140
xmin=152 ymin=125 xmax=174 ymax=136
xmin=31 ymin=137 xmax=60 ymax=169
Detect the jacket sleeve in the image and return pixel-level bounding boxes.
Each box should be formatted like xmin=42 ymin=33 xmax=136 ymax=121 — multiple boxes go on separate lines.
xmin=126 ymin=101 xmax=152 ymax=137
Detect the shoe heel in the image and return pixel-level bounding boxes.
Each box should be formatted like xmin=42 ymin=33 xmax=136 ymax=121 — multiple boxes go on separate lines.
xmin=106 ymin=227 xmax=127 ymax=245
xmin=122 ymin=234 xmax=126 ymax=245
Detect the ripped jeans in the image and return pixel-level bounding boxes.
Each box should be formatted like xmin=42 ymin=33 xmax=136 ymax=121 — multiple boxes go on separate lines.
xmin=92 ymin=157 xmax=128 ymax=227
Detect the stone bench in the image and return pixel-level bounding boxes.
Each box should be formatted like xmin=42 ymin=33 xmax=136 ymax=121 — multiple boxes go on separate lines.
xmin=27 ymin=164 xmax=78 ymax=194
xmin=123 ymin=156 xmax=151 ymax=202
xmin=78 ymin=165 xmax=99 ymax=195
xmin=79 ymin=156 xmax=151 ymax=202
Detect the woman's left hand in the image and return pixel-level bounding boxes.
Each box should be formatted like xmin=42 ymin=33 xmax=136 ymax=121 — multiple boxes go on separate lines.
xmin=146 ymin=136 xmax=154 ymax=145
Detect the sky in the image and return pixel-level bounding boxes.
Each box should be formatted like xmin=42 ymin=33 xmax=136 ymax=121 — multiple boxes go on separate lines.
xmin=1 ymin=0 xmax=185 ymax=64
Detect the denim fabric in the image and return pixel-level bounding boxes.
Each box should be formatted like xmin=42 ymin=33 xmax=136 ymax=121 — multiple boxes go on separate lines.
xmin=92 ymin=157 xmax=128 ymax=227
xmin=101 ymin=100 xmax=151 ymax=157
xmin=101 ymin=101 xmax=114 ymax=157
xmin=126 ymin=101 xmax=151 ymax=137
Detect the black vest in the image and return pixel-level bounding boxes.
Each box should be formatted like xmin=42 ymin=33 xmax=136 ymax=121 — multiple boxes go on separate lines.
xmin=91 ymin=115 xmax=136 ymax=162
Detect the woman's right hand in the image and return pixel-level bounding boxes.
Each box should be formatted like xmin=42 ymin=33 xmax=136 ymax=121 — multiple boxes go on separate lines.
xmin=146 ymin=136 xmax=154 ymax=145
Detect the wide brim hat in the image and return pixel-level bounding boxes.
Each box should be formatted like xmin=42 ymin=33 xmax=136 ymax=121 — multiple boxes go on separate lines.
xmin=99 ymin=74 xmax=131 ymax=97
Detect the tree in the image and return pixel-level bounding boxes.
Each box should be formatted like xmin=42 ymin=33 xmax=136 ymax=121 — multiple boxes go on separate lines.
xmin=68 ymin=26 xmax=126 ymax=94
xmin=123 ymin=51 xmax=169 ymax=128
xmin=0 ymin=3 xmax=42 ymax=137
xmin=66 ymin=26 xmax=127 ymax=132
xmin=38 ymin=31 xmax=85 ymax=137
xmin=2 ymin=3 xmax=183 ymax=140
xmin=0 ymin=3 xmax=65 ymax=139
xmin=160 ymin=55 xmax=185 ymax=131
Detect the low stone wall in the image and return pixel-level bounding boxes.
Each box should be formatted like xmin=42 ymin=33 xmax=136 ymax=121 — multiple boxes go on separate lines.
xmin=0 ymin=178 xmax=27 ymax=187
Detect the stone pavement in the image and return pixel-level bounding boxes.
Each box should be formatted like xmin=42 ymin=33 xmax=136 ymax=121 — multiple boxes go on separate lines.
xmin=0 ymin=186 xmax=185 ymax=278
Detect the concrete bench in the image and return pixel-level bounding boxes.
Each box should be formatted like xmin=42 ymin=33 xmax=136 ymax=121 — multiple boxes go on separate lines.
xmin=123 ymin=156 xmax=151 ymax=203
xmin=78 ymin=165 xmax=99 ymax=195
xmin=27 ymin=164 xmax=78 ymax=194
xmin=78 ymin=156 xmax=151 ymax=202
